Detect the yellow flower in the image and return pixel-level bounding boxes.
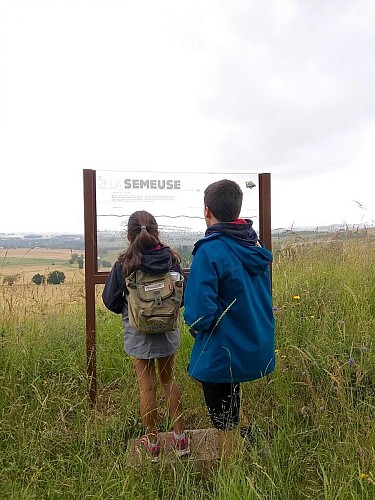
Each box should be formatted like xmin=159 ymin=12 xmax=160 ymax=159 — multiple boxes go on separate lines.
xmin=293 ymin=295 xmax=301 ymax=300
xmin=275 ymin=349 xmax=280 ymax=354
xmin=281 ymin=355 xmax=287 ymax=359
xmin=360 ymin=473 xmax=368 ymax=480
xmin=310 ymin=315 xmax=314 ymax=319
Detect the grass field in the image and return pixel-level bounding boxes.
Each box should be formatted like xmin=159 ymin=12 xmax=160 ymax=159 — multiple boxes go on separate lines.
xmin=0 ymin=235 xmax=374 ymax=499
xmin=0 ymin=247 xmax=85 ymax=284
xmin=0 ymin=247 xmax=75 ymax=262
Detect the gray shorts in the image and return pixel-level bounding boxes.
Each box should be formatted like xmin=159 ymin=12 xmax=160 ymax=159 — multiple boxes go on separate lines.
xmin=121 ymin=303 xmax=180 ymax=359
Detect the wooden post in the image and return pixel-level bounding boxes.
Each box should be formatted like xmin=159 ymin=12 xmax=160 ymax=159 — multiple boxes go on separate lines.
xmin=83 ymin=169 xmax=98 ymax=406
xmin=258 ymin=173 xmax=272 ymax=250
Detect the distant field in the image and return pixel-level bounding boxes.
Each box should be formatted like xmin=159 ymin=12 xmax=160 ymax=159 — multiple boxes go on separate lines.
xmin=0 ymin=248 xmax=85 ymax=283
xmin=0 ymin=248 xmax=75 ymax=260
xmin=1 ymin=257 xmax=68 ymax=267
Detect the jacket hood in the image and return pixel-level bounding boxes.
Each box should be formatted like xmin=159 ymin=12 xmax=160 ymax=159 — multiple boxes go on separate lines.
xmin=194 ymin=224 xmax=272 ymax=277
xmin=140 ymin=246 xmax=172 ymax=274
xmin=205 ymin=219 xmax=258 ymax=247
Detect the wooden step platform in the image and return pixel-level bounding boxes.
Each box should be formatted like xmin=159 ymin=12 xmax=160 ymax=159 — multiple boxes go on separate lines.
xmin=126 ymin=428 xmax=220 ymax=468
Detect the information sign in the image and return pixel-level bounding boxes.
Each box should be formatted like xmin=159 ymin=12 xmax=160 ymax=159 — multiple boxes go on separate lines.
xmin=96 ymin=170 xmax=260 ymax=235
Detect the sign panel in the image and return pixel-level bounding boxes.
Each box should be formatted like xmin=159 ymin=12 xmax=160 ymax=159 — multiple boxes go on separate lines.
xmin=83 ymin=168 xmax=270 ymax=405
xmin=96 ymin=170 xmax=260 ymax=236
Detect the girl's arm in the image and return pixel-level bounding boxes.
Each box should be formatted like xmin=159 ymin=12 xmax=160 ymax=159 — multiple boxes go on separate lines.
xmin=102 ymin=261 xmax=126 ymax=314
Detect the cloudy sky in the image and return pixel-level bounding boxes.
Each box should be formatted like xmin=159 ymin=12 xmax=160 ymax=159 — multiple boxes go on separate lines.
xmin=1 ymin=0 xmax=375 ymax=234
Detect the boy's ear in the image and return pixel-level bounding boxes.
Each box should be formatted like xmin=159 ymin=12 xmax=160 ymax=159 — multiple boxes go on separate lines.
xmin=204 ymin=206 xmax=211 ymax=218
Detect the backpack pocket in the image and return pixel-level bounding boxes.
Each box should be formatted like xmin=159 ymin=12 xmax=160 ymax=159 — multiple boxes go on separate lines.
xmin=126 ymin=271 xmax=183 ymax=334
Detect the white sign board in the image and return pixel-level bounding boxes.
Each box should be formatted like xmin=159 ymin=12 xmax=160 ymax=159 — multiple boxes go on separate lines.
xmin=96 ymin=170 xmax=260 ymax=235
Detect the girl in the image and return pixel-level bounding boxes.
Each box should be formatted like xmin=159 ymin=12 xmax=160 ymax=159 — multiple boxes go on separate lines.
xmin=102 ymin=210 xmax=189 ymax=462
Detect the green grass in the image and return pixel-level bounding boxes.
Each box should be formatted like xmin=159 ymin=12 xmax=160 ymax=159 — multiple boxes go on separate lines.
xmin=0 ymin=257 xmax=70 ymax=267
xmin=0 ymin=236 xmax=374 ymax=498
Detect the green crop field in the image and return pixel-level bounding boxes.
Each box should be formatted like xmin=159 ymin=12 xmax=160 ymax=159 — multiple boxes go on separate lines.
xmin=1 ymin=257 xmax=69 ymax=267
xmin=0 ymin=234 xmax=374 ymax=499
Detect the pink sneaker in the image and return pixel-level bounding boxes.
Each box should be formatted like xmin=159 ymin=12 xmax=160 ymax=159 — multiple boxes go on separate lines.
xmin=171 ymin=432 xmax=190 ymax=457
xmin=137 ymin=435 xmax=160 ymax=463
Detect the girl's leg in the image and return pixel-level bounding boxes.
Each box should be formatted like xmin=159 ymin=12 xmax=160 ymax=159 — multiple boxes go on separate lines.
xmin=133 ymin=358 xmax=158 ymax=442
xmin=157 ymin=354 xmax=183 ymax=435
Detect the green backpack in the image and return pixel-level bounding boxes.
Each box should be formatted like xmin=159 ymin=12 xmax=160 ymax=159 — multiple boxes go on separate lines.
xmin=125 ymin=270 xmax=184 ymax=334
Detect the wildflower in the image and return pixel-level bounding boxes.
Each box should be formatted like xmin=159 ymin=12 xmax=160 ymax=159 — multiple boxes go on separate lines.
xmin=293 ymin=295 xmax=300 ymax=300
xmin=281 ymin=354 xmax=287 ymax=359
xmin=358 ymin=346 xmax=367 ymax=353
xmin=301 ymin=371 xmax=306 ymax=377
xmin=310 ymin=315 xmax=314 ymax=319
xmin=272 ymin=306 xmax=279 ymax=312
xmin=338 ymin=319 xmax=345 ymax=326
xmin=275 ymin=349 xmax=280 ymax=354
xmin=360 ymin=473 xmax=368 ymax=480
xmin=348 ymin=357 xmax=356 ymax=367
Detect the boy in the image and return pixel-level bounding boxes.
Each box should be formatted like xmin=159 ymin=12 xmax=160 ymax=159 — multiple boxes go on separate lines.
xmin=183 ymin=179 xmax=275 ymax=460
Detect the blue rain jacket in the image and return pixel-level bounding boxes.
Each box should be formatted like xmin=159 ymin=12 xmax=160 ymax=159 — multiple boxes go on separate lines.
xmin=184 ymin=229 xmax=275 ymax=383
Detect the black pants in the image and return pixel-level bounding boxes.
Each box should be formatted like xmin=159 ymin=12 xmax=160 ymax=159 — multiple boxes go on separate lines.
xmin=201 ymin=382 xmax=240 ymax=431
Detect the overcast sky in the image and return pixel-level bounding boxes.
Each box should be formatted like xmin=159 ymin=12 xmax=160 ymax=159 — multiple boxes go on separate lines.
xmin=1 ymin=0 xmax=375 ymax=234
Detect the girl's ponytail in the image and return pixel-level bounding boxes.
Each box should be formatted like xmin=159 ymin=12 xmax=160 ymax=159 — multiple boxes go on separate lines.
xmin=119 ymin=211 xmax=160 ymax=276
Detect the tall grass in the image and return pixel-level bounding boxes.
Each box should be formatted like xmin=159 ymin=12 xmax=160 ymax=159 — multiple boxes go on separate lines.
xmin=0 ymin=236 xmax=374 ymax=498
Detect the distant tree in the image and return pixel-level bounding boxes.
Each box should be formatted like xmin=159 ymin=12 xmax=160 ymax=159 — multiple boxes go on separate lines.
xmin=47 ymin=270 xmax=66 ymax=285
xmin=175 ymin=245 xmax=193 ymax=268
xmin=3 ymin=274 xmax=20 ymax=286
xmin=76 ymin=255 xmax=84 ymax=269
xmin=68 ymin=252 xmax=78 ymax=264
xmin=32 ymin=273 xmax=45 ymax=285
xmin=100 ymin=260 xmax=112 ymax=268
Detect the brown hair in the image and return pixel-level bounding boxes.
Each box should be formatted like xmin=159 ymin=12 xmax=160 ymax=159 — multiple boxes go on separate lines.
xmin=118 ymin=210 xmax=180 ymax=276
xmin=204 ymin=179 xmax=243 ymax=222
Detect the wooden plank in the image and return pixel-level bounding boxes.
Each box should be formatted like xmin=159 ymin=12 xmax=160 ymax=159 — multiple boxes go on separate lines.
xmin=125 ymin=428 xmax=220 ymax=468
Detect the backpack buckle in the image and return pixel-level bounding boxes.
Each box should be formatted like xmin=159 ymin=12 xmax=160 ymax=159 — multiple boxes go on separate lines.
xmin=154 ymin=292 xmax=162 ymax=308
